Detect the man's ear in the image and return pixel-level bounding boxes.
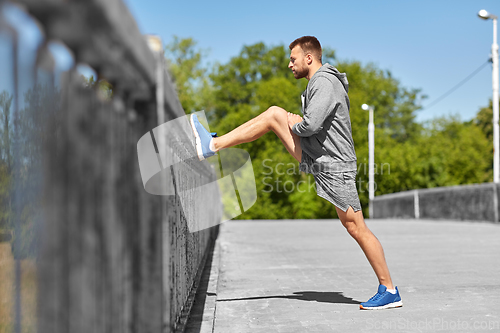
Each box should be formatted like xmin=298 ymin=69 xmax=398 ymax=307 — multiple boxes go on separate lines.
xmin=306 ymin=53 xmax=313 ymax=65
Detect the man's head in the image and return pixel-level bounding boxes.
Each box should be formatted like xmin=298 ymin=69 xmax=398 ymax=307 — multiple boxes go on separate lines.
xmin=288 ymin=36 xmax=322 ymax=80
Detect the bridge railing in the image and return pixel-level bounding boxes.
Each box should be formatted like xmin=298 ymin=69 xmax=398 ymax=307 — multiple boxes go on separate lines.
xmin=0 ymin=0 xmax=221 ymax=332
xmin=373 ymin=182 xmax=499 ymax=222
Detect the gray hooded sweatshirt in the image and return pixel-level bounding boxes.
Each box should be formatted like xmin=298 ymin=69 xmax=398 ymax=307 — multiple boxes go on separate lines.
xmin=292 ymin=63 xmax=357 ymax=174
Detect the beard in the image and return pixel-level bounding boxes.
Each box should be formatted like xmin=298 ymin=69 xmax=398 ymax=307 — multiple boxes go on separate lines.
xmin=292 ymin=66 xmax=308 ymax=79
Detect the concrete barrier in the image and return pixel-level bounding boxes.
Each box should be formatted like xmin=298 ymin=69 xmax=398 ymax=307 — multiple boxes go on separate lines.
xmin=373 ymin=182 xmax=499 ymax=222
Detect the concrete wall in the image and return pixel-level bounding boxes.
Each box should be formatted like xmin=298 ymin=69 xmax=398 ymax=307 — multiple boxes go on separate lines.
xmin=3 ymin=0 xmax=222 ymax=332
xmin=373 ymin=183 xmax=499 ymax=222
xmin=373 ymin=191 xmax=416 ymax=219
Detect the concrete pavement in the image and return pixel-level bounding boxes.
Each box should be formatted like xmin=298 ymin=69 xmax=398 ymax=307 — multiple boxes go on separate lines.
xmin=186 ymin=219 xmax=500 ymax=332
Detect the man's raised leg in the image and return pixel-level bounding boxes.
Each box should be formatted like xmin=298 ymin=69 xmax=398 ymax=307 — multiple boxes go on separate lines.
xmin=213 ymin=106 xmax=302 ymax=162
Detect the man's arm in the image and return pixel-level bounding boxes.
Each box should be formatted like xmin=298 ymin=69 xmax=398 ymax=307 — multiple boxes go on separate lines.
xmin=291 ymin=77 xmax=338 ymax=137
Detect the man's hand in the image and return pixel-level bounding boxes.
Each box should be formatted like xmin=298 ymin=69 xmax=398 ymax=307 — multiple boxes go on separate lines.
xmin=287 ymin=112 xmax=303 ymax=130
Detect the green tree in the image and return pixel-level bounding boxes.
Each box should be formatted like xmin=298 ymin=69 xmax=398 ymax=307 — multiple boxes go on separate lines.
xmin=427 ymin=116 xmax=491 ymax=184
xmin=469 ymin=98 xmax=497 ymax=182
xmin=471 ymin=98 xmax=500 ymax=142
xmin=165 ymin=36 xmax=213 ymax=113
xmin=375 ymin=116 xmax=492 ymax=196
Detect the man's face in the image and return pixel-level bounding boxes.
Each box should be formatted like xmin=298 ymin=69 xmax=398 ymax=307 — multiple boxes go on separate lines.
xmin=288 ymin=46 xmax=308 ymax=79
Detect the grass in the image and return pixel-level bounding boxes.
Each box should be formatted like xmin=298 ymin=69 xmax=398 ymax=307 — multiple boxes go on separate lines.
xmin=0 ymin=241 xmax=37 ymax=333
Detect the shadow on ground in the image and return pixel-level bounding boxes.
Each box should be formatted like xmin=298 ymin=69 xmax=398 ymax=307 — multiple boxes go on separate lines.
xmin=217 ymin=291 xmax=361 ymax=304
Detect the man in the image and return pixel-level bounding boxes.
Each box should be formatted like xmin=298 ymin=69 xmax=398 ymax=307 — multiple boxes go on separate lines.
xmin=190 ymin=36 xmax=402 ymax=310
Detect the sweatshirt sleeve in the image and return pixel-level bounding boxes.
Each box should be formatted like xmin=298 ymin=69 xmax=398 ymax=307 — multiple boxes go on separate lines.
xmin=291 ymin=77 xmax=338 ymax=137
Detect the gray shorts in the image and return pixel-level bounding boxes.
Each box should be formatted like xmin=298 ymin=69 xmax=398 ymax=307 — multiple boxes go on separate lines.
xmin=313 ymin=170 xmax=362 ymax=213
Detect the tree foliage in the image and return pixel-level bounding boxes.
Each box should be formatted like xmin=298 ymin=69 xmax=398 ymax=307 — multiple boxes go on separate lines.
xmin=165 ymin=36 xmax=213 ymax=113
xmin=471 ymin=98 xmax=497 ymax=142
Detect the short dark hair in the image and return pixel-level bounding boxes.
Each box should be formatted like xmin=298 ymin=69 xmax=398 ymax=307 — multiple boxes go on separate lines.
xmin=289 ymin=36 xmax=322 ymax=63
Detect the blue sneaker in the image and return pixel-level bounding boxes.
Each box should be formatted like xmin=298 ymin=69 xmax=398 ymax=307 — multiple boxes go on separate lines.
xmin=190 ymin=113 xmax=216 ymax=161
xmin=360 ymin=285 xmax=403 ymax=310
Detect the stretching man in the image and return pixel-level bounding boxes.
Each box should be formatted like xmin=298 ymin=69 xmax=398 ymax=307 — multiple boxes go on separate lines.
xmin=190 ymin=36 xmax=402 ymax=310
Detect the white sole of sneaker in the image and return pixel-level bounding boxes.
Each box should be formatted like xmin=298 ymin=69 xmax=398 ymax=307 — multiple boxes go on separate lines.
xmin=360 ymin=300 xmax=403 ymax=310
xmin=190 ymin=114 xmax=205 ymax=161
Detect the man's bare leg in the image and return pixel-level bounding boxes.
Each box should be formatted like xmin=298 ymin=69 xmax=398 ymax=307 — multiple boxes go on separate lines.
xmin=213 ymin=106 xmax=302 ymax=162
xmin=336 ymin=206 xmax=394 ymax=289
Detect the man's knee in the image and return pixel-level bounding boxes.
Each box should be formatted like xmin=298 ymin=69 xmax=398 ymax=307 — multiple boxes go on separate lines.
xmin=266 ymin=106 xmax=287 ymax=124
xmin=341 ymin=217 xmax=369 ymax=241
xmin=342 ymin=220 xmax=359 ymax=239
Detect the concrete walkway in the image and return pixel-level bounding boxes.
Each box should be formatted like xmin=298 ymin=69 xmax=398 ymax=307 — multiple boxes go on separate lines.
xmin=186 ymin=219 xmax=500 ymax=332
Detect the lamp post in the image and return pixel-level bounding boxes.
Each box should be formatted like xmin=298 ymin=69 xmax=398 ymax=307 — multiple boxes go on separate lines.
xmin=478 ymin=9 xmax=499 ymax=183
xmin=362 ymin=104 xmax=375 ymax=218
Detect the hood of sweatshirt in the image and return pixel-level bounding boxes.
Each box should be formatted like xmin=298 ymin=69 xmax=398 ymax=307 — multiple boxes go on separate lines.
xmin=313 ymin=63 xmax=349 ymax=93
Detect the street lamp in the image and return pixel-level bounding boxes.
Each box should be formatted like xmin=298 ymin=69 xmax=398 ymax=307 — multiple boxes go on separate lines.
xmin=362 ymin=104 xmax=375 ymax=218
xmin=478 ymin=9 xmax=499 ymax=183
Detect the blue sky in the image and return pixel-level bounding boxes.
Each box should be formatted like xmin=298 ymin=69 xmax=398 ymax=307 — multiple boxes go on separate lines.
xmin=123 ymin=0 xmax=500 ymax=123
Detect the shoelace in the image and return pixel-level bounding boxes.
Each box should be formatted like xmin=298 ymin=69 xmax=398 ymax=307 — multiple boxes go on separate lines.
xmin=368 ymin=292 xmax=385 ymax=302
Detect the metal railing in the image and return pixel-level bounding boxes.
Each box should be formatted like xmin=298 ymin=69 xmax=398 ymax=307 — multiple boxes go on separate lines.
xmin=0 ymin=1 xmax=222 ymax=332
